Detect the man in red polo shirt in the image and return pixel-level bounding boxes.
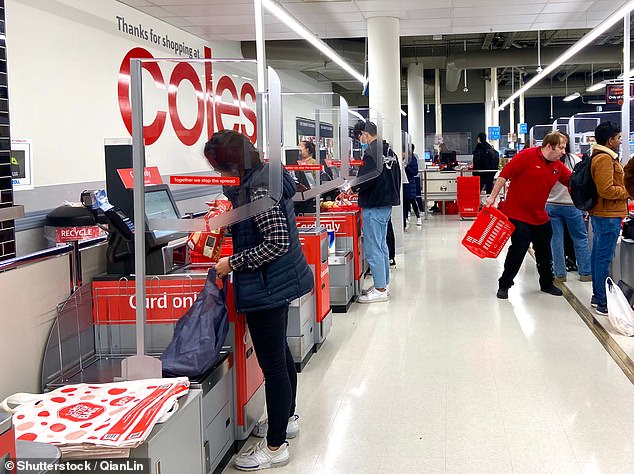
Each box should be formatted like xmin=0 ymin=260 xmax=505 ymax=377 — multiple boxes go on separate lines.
xmin=485 ymin=131 xmax=570 ymax=299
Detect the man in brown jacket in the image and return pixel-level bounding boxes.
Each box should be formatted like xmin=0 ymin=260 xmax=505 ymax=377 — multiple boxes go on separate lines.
xmin=589 ymin=121 xmax=629 ymax=315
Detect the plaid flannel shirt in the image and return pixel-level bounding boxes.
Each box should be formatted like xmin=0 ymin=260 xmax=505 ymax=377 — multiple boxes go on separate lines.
xmin=228 ymin=188 xmax=290 ymax=271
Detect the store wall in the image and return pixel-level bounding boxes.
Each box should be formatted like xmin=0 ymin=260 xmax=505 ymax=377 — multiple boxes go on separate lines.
xmin=6 ymin=0 xmax=331 ymax=254
xmin=7 ymin=0 xmax=224 ymax=190
xmin=0 ymin=256 xmax=70 ymax=399
xmin=280 ymin=70 xmax=332 ymax=150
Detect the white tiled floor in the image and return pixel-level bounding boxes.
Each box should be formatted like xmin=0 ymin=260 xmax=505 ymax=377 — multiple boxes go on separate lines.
xmin=223 ymin=215 xmax=634 ymax=474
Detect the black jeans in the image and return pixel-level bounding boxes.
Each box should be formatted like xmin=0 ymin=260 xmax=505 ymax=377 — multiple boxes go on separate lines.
xmin=246 ymin=304 xmax=297 ymax=447
xmin=475 ymin=171 xmax=495 ymax=194
xmin=499 ymin=218 xmax=554 ymax=290
xmin=403 ymin=198 xmax=420 ymax=222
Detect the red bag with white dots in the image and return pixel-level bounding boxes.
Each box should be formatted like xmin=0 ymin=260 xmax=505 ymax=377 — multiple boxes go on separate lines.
xmin=0 ymin=377 xmax=189 ymax=448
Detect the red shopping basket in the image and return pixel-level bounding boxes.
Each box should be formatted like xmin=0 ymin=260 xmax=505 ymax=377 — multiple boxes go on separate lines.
xmin=457 ymin=176 xmax=481 ymax=217
xmin=461 ymin=206 xmax=515 ymax=258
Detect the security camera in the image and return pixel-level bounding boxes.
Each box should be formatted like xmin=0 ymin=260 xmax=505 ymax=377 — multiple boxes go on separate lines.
xmin=463 ymin=87 xmax=469 ymax=93
xmin=536 ymin=66 xmax=543 ymax=74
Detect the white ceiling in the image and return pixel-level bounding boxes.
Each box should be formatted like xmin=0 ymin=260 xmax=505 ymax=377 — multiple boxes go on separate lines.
xmin=119 ymin=0 xmax=627 ymax=42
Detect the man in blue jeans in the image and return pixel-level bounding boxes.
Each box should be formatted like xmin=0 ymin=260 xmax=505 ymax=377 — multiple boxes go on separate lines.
xmin=353 ymin=121 xmax=400 ymax=303
xmin=546 ymin=134 xmax=592 ymax=282
xmin=588 ymin=121 xmax=629 ymax=315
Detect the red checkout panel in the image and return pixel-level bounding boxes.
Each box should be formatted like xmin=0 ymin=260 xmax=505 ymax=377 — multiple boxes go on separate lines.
xmin=92 ymin=267 xmax=264 ymax=443
xmin=0 ymin=415 xmax=16 ymax=474
xmin=217 ymin=242 xmax=265 ymax=439
xmin=297 ymin=211 xmax=363 ymax=312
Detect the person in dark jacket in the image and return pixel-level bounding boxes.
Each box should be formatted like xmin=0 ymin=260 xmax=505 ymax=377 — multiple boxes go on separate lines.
xmin=206 ymin=130 xmax=313 ymax=471
xmin=412 ymin=144 xmax=425 ymax=221
xmin=472 ymin=132 xmax=497 ymax=194
xmin=352 ymin=121 xmax=400 ymax=303
xmin=402 ymin=145 xmax=421 ymax=229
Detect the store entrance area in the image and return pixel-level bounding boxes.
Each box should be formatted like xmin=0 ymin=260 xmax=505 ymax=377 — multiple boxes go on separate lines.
xmin=225 ymin=215 xmax=634 ymax=473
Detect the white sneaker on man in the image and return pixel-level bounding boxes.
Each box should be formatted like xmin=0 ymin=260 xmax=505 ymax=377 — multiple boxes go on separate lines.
xmin=361 ymin=284 xmax=390 ymax=296
xmin=416 ymin=217 xmax=422 ymax=226
xmin=357 ymin=287 xmax=389 ymax=303
xmin=234 ymin=440 xmax=289 ymax=471
xmin=252 ymin=415 xmax=300 ymax=439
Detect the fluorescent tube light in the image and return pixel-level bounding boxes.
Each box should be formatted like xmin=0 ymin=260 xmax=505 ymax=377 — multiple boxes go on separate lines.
xmin=586 ymin=81 xmax=607 ymax=92
xmin=497 ymin=0 xmax=634 ymax=111
xmin=617 ymin=69 xmax=634 ymax=79
xmin=401 ymin=109 xmax=407 ymax=116
xmin=262 ymin=0 xmax=366 ymax=85
xmin=563 ymin=92 xmax=581 ymax=102
xmin=349 ymin=110 xmax=366 ymax=122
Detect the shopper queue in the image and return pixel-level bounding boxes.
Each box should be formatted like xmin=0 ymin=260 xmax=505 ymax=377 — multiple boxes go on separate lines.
xmin=483 ymin=121 xmax=633 ymax=318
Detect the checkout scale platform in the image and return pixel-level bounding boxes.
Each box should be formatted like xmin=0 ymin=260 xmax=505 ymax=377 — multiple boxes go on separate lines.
xmin=38 ymin=269 xmax=266 ymax=474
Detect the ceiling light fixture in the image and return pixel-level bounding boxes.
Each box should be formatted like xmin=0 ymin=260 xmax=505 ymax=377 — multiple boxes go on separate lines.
xmin=586 ymin=81 xmax=607 ymax=92
xmin=497 ymin=0 xmax=634 ymax=111
xmin=536 ymin=30 xmax=543 ymax=74
xmin=463 ymin=41 xmax=469 ymax=92
xmin=349 ymin=110 xmax=366 ymax=122
xmin=563 ymin=92 xmax=581 ymax=102
xmin=261 ymin=0 xmax=366 ymax=85
xmin=400 ymin=109 xmax=407 ymax=116
xmin=617 ymin=68 xmax=634 ymax=79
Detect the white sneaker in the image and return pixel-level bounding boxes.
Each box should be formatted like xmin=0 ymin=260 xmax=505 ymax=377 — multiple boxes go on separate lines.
xmin=252 ymin=414 xmax=300 ymax=439
xmin=361 ymin=284 xmax=390 ymax=296
xmin=234 ymin=440 xmax=289 ymax=471
xmin=356 ymin=287 xmax=389 ymax=303
xmin=416 ymin=217 xmax=422 ymax=226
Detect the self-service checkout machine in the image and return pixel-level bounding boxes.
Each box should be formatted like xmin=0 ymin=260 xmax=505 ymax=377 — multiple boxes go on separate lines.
xmin=282 ymin=93 xmax=352 ymax=365
xmin=37 ymin=60 xmax=284 ymax=473
xmin=293 ymin=106 xmax=383 ymax=311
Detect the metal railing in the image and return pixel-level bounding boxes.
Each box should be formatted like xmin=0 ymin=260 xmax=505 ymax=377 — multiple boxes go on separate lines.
xmin=0 ymin=236 xmax=108 ymax=291
xmin=421 ymin=168 xmax=500 ymax=219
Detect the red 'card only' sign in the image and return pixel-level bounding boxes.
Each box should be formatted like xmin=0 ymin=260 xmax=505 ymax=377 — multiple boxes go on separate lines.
xmin=117 ymin=167 xmax=163 ymax=189
xmin=170 ymin=175 xmax=240 ymax=186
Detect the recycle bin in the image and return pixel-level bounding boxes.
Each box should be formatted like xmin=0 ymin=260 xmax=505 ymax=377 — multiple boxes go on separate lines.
xmin=44 ymin=205 xmax=105 ymax=247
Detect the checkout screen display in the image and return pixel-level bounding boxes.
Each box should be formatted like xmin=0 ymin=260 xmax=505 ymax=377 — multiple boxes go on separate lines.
xmin=145 ymin=189 xmax=179 ymax=239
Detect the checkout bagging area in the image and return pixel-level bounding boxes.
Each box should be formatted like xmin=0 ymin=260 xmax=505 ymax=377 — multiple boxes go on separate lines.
xmin=0 ymin=59 xmax=386 ymax=474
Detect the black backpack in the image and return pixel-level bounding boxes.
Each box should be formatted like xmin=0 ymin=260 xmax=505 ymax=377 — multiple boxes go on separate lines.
xmin=484 ymin=148 xmax=500 ymax=170
xmin=569 ymin=154 xmax=597 ymax=211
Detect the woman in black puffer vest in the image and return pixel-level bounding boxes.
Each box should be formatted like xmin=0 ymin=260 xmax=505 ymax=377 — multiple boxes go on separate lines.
xmin=205 ymin=130 xmax=313 ymax=471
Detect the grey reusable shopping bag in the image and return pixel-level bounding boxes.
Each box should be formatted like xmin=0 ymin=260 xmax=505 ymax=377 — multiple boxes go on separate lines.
xmin=161 ymin=268 xmax=229 ymax=377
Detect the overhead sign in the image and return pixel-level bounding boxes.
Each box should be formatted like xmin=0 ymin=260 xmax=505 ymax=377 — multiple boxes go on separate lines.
xmin=296 ymin=118 xmax=334 ymax=138
xmin=488 ymin=126 xmax=501 ymax=140
xmin=606 ymin=83 xmax=634 ymax=105
xmin=518 ymin=123 xmax=528 ymax=134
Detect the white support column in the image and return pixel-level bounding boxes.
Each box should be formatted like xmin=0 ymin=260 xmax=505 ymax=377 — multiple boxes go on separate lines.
xmin=407 ymin=63 xmax=425 ymax=158
xmin=368 ymin=16 xmax=404 ymax=253
xmin=434 ymin=68 xmax=442 ymax=136
xmin=485 ymin=67 xmax=500 ymax=150
xmin=519 ymin=76 xmax=526 ymax=145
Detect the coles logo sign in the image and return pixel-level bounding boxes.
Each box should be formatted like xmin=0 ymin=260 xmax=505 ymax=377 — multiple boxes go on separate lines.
xmin=118 ymin=46 xmax=257 ymax=146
